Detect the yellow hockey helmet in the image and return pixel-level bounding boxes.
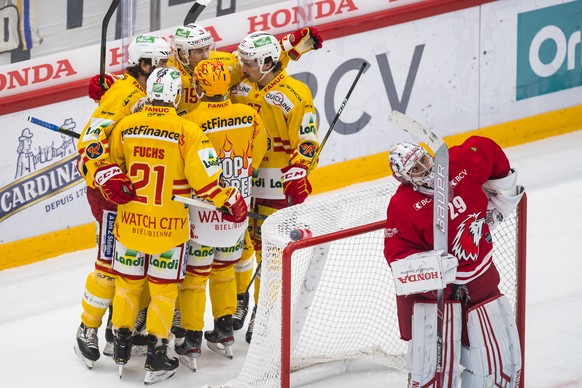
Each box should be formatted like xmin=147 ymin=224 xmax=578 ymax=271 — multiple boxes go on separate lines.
xmin=194 ymin=59 xmax=231 ymax=97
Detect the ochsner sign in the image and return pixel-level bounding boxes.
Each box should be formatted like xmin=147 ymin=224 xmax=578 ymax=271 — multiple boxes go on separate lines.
xmin=516 ymin=1 xmax=582 ymax=100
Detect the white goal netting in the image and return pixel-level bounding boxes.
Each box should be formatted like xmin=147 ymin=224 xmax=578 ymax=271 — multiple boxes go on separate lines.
xmin=230 ymin=178 xmax=524 ymax=387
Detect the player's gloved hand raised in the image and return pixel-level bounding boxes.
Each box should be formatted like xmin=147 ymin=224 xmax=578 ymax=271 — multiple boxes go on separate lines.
xmin=94 ymin=164 xmax=135 ymax=205
xmin=281 ymin=164 xmax=312 ymax=205
xmin=222 ymin=189 xmax=248 ymax=223
xmin=280 ymin=27 xmax=323 ymax=61
xmin=88 ymin=72 xmax=117 ymax=102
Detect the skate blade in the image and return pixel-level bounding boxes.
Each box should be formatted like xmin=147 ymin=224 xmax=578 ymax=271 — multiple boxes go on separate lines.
xmin=144 ymin=369 xmax=176 ymax=385
xmin=73 ymin=345 xmax=95 ymax=370
xmin=103 ymin=341 xmax=113 ymax=357
xmin=207 ymin=341 xmax=234 ymax=359
xmin=118 ymin=364 xmax=124 ymax=379
xmin=131 ymin=344 xmax=148 ymax=357
xmin=178 ymin=354 xmax=198 ymax=372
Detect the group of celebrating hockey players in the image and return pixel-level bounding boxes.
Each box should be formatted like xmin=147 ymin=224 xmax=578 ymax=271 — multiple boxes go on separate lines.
xmin=73 ymin=21 xmax=322 ymax=385
xmin=71 ymin=11 xmax=525 ymax=388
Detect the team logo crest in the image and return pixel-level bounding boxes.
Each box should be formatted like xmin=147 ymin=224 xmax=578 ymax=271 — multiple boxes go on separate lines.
xmin=299 ymin=141 xmax=317 ymax=158
xmin=86 ymin=142 xmax=104 ymax=159
xmin=451 ymin=213 xmax=486 ymax=261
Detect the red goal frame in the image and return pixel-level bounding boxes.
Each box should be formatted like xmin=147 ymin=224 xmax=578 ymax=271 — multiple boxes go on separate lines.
xmin=280 ymin=194 xmax=527 ymax=388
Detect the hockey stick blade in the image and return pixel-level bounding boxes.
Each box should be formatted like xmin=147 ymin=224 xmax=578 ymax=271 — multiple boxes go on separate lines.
xmin=184 ymin=0 xmax=212 ymax=25
xmin=388 ymin=110 xmax=445 ymax=152
xmin=27 ymin=116 xmax=80 ymax=139
xmin=171 ymin=195 xmax=267 ymax=220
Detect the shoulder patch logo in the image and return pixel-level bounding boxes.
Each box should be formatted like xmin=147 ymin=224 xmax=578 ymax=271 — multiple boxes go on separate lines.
xmin=86 ymin=142 xmax=104 ymax=159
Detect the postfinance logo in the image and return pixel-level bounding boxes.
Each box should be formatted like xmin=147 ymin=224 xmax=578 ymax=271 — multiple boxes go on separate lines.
xmin=516 ymin=1 xmax=582 ymax=100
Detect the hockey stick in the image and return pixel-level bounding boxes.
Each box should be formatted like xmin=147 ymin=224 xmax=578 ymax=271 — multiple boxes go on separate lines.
xmin=100 ymin=0 xmax=121 ymax=90
xmin=171 ymin=195 xmax=267 ymax=220
xmin=388 ymin=110 xmax=449 ymax=388
xmin=245 ymin=62 xmax=370 ymax=308
xmin=183 ymin=0 xmax=212 ymax=25
xmin=308 ymin=60 xmax=369 ymax=174
xmin=27 ymin=116 xmax=80 ymax=139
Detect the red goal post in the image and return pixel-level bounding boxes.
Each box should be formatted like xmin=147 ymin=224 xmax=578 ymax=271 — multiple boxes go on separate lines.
xmin=230 ymin=179 xmax=526 ymax=388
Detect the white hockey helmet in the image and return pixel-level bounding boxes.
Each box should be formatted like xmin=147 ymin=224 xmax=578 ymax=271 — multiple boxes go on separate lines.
xmin=237 ymin=32 xmax=281 ymax=71
xmin=127 ymin=34 xmax=172 ymax=67
xmin=388 ymin=142 xmax=434 ymax=189
xmin=173 ymin=23 xmax=214 ymax=54
xmin=146 ymin=67 xmax=183 ymax=108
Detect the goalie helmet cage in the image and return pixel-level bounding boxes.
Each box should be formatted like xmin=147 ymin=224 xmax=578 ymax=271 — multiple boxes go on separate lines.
xmin=230 ymin=179 xmax=526 ymax=388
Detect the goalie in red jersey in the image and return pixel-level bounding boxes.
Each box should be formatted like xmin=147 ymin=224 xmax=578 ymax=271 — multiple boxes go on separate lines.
xmin=384 ymin=136 xmax=524 ymax=387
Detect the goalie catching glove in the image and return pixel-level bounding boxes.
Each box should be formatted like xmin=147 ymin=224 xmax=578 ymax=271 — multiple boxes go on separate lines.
xmin=222 ymin=189 xmax=248 ymax=223
xmin=390 ymin=250 xmax=458 ymax=296
xmin=281 ymin=164 xmax=312 ymax=205
xmin=88 ymin=72 xmax=118 ymax=102
xmin=280 ymin=27 xmax=323 ymax=61
xmin=93 ymin=164 xmax=135 ymax=205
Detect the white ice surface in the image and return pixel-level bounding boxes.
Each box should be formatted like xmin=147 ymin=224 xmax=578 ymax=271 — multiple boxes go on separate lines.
xmin=1 ymin=131 xmax=582 ymax=387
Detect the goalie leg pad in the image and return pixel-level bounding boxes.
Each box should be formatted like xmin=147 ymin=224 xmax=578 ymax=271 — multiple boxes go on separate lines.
xmin=408 ymin=301 xmax=462 ymax=388
xmin=460 ymin=295 xmax=522 ymax=388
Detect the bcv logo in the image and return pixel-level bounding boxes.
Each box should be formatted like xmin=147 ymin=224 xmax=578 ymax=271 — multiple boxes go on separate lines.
xmin=516 ymin=1 xmax=582 ymax=100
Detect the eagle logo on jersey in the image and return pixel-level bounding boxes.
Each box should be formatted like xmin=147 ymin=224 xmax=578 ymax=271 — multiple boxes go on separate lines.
xmin=451 ymin=213 xmax=485 ymax=261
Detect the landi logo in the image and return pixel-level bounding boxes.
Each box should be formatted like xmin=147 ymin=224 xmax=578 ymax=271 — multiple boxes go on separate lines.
xmin=516 ymin=1 xmax=582 ymax=100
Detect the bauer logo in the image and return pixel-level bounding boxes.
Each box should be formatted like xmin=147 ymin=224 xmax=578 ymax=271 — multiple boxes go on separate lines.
xmin=516 ymin=1 xmax=582 ymax=100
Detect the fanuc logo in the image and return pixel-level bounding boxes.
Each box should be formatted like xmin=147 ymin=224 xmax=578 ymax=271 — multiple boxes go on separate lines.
xmin=516 ymin=1 xmax=582 ymax=100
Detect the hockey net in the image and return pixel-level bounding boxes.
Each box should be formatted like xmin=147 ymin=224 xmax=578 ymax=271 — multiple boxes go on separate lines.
xmin=231 ymin=178 xmax=526 ymax=388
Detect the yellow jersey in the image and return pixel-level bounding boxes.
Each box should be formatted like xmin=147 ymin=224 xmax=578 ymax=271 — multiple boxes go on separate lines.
xmin=77 ymin=73 xmax=146 ymax=188
xmin=230 ymin=69 xmax=319 ymax=199
xmin=182 ymin=99 xmax=268 ymax=246
xmin=108 ymin=104 xmax=235 ymax=254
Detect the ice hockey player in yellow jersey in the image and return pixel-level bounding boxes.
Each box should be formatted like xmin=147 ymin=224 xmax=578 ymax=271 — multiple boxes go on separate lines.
xmin=106 ymin=66 xmax=248 ymax=384
xmin=169 ymin=59 xmax=267 ymax=369
xmin=231 ymin=31 xmax=320 ymax=343
xmin=73 ymin=34 xmax=172 ymax=370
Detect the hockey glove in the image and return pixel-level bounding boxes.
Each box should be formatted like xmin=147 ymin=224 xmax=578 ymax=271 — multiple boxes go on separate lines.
xmin=88 ymin=72 xmax=117 ymax=102
xmin=94 ymin=164 xmax=135 ymax=205
xmin=280 ymin=27 xmax=323 ymax=61
xmin=281 ymin=164 xmax=312 ymax=205
xmin=222 ymin=189 xmax=248 ymax=223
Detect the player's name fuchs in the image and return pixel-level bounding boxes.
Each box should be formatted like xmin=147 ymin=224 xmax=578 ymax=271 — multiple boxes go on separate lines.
xmin=200 ymin=115 xmax=254 ymax=131
xmin=121 ymin=125 xmax=181 ymax=141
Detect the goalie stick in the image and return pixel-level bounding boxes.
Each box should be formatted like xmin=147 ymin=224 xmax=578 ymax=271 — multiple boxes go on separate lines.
xmin=27 ymin=116 xmax=80 ymax=139
xmin=171 ymin=195 xmax=267 ymax=221
xmin=100 ymin=0 xmax=121 ymax=90
xmin=184 ymin=0 xmax=212 ymax=25
xmin=388 ymin=110 xmax=449 ymax=388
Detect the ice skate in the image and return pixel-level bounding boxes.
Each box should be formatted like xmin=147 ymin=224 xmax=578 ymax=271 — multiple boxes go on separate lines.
xmin=174 ymin=330 xmax=202 ymax=371
xmin=132 ymin=307 xmax=148 ymax=357
xmin=103 ymin=306 xmax=114 ymax=357
xmin=232 ymin=292 xmax=249 ymax=331
xmin=113 ymin=328 xmax=133 ymax=379
xmin=205 ymin=315 xmax=234 ymax=359
xmin=74 ymin=322 xmax=100 ymax=369
xmin=245 ymin=306 xmax=257 ymax=344
xmin=144 ymin=335 xmax=179 ymax=385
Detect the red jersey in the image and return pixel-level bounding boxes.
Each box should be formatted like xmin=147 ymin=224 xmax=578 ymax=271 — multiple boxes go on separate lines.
xmin=384 ymin=136 xmax=511 ymax=284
